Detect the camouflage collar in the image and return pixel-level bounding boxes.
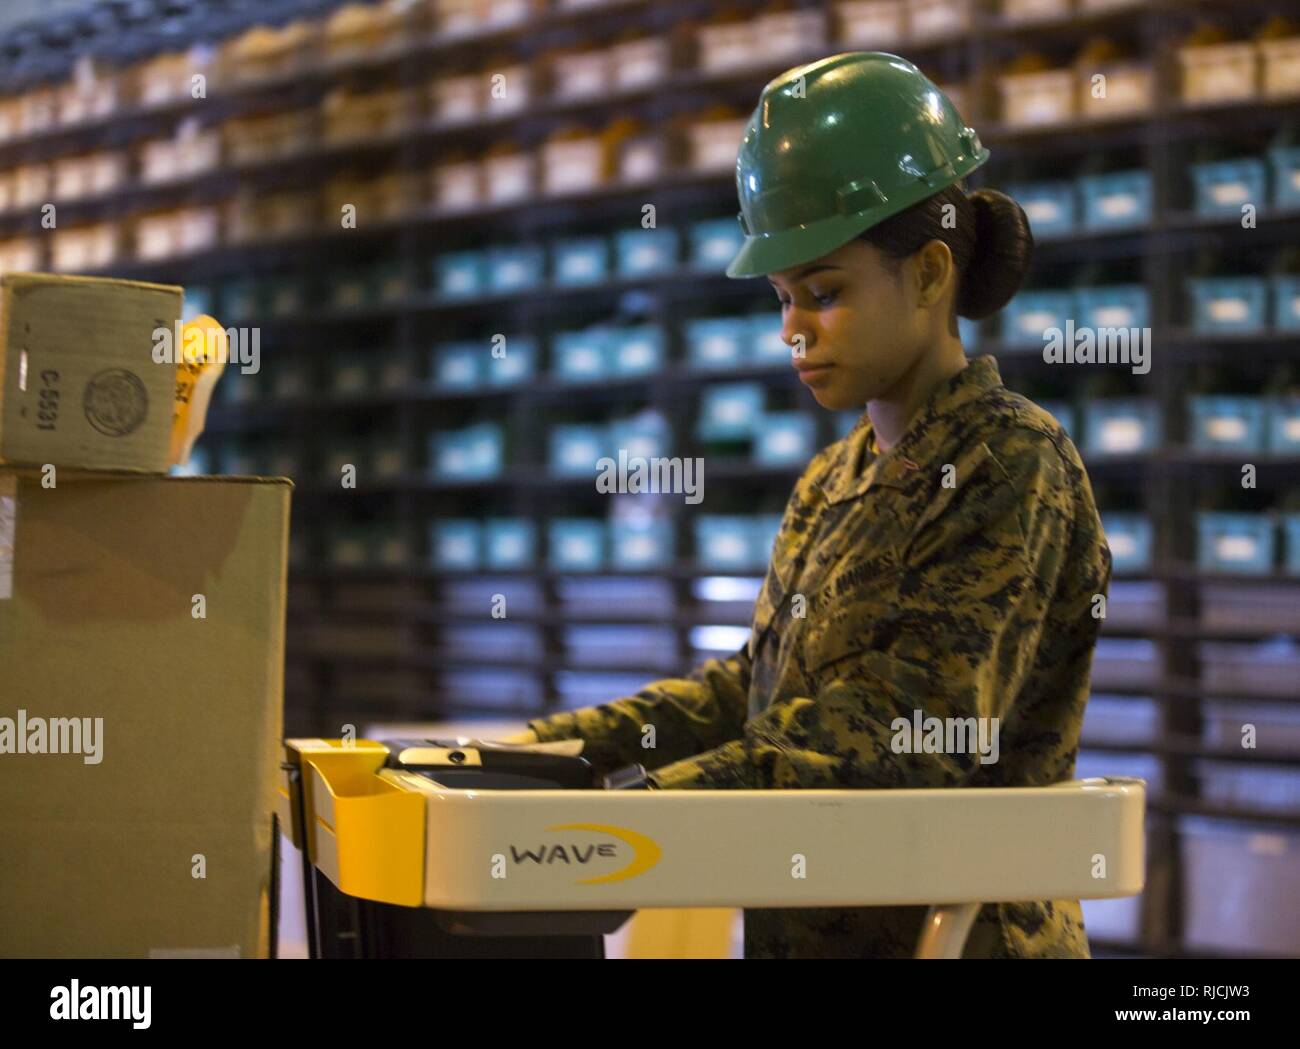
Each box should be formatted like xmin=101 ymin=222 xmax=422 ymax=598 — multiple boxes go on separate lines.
xmin=817 ymin=354 xmax=1004 ymax=505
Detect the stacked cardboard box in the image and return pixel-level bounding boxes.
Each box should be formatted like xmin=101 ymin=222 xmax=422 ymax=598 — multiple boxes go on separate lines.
xmin=0 ymin=274 xmax=290 ymax=958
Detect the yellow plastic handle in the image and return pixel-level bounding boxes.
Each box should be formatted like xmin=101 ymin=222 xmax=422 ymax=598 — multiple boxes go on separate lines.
xmin=169 ymin=314 xmax=227 ymax=467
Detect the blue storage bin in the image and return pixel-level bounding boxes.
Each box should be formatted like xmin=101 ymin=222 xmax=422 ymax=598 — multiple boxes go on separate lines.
xmin=1179 ymin=815 xmax=1300 ymax=956
xmin=1188 ymin=277 xmax=1268 ymax=334
xmin=1271 ymin=274 xmax=1300 ymax=331
xmin=608 ymin=413 xmax=671 ymax=462
xmin=1194 ymin=760 xmax=1300 ymax=815
xmin=957 ymin=315 xmax=980 ymax=350
xmin=442 ymin=577 xmax=544 ymax=614
xmin=1076 ymin=284 xmax=1150 ymax=330
xmin=430 ymin=519 xmax=481 ymax=570
xmin=748 ymin=312 xmax=791 ymax=364
xmin=430 ymin=423 xmax=503 ymax=479
xmin=435 ymin=250 xmax=485 ymax=298
xmin=1081 ymin=694 xmax=1159 ymax=746
xmin=432 ymin=342 xmax=482 ymax=389
xmin=1188 ymin=395 xmax=1266 ymax=452
xmin=554 ymin=670 xmax=656 ymax=709
xmin=484 ymin=334 xmax=537 ymax=386
xmin=552 ymin=327 xmax=610 ymax=381
xmin=549 ymin=518 xmax=606 ymax=572
xmin=1101 ymin=513 xmax=1154 ymax=573
xmin=1092 ymin=637 xmax=1159 ymax=689
xmin=608 ymin=325 xmax=666 ymax=376
xmin=1197 ymin=512 xmax=1275 ymax=575
xmin=689 ymin=217 xmax=745 ymax=271
xmin=1268 ymin=396 xmax=1300 ymax=453
xmin=609 ymin=517 xmax=675 ymax=570
xmin=684 ymin=316 xmax=750 ymax=370
xmin=465 ymin=423 xmax=504 ymax=478
xmin=751 ymin=513 xmax=784 ymax=568
xmin=690 ymin=625 xmax=755 ymax=663
xmin=1006 ymin=180 xmax=1076 ymax=238
xmin=1078 ymin=169 xmax=1151 ymax=230
xmin=1285 ymin=514 xmax=1300 ymax=575
xmin=1201 ymin=699 xmax=1300 ymax=751
xmin=1268 ymin=145 xmax=1300 ymax=210
xmin=551 ymin=236 xmax=609 ymax=286
xmin=563 ymin=625 xmax=678 ymax=668
xmin=754 ymin=411 xmax=816 ymax=465
xmin=486 ymin=243 xmax=545 ymax=293
xmin=442 ymin=623 xmax=543 ymax=660
xmin=694 ymin=516 xmax=754 ymax=570
xmin=1038 ymin=401 xmax=1075 ymax=440
xmin=484 ymin=518 xmax=536 ymax=570
xmin=549 ymin=423 xmax=608 ymax=476
xmin=834 ymin=410 xmax=863 ymax=440
xmin=614 ymin=227 xmax=679 ymax=277
xmin=1105 ymin=578 xmax=1161 ymax=630
xmin=182 ymin=284 xmax=216 ymax=322
xmin=698 ymin=383 xmax=766 ymax=441
xmin=440 ymin=669 xmax=544 ymax=709
xmin=1200 ymin=637 xmax=1300 ymax=695
xmin=1001 ymin=289 xmax=1074 ymax=345
xmin=1191 ymin=157 xmax=1267 ymax=218
xmin=1083 ymin=399 xmax=1160 ymax=456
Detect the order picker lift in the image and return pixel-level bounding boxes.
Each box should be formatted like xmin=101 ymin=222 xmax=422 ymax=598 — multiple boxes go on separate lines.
xmin=279 ymin=737 xmax=1145 ymax=959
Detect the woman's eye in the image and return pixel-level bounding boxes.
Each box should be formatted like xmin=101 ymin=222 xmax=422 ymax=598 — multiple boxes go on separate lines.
xmin=774 ymin=290 xmax=835 ymax=307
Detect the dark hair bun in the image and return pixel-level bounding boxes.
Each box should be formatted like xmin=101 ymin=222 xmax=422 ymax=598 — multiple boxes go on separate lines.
xmin=956 ymin=188 xmax=1034 ymax=321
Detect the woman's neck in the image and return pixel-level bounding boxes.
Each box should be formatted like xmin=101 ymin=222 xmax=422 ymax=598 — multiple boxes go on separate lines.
xmin=868 ymin=338 xmax=968 ymax=452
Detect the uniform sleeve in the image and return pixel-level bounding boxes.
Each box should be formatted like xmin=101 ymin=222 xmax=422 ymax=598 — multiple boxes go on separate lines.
xmin=646 ymin=432 xmax=1082 ymax=791
xmin=526 ymin=645 xmax=752 ymax=776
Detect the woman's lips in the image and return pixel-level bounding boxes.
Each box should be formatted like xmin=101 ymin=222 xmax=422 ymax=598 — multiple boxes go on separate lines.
xmin=794 ymin=361 xmax=834 ymax=383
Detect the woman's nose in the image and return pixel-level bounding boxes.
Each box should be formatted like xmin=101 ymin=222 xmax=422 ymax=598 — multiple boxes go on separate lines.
xmin=780 ymin=309 xmax=813 ymax=357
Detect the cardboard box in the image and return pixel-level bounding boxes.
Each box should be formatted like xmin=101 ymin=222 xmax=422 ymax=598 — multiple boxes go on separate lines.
xmin=0 ymin=469 xmax=290 ymax=957
xmin=0 ymin=274 xmax=183 ymax=472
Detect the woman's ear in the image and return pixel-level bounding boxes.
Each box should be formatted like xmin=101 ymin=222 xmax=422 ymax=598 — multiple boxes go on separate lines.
xmin=914 ymin=239 xmax=955 ymax=309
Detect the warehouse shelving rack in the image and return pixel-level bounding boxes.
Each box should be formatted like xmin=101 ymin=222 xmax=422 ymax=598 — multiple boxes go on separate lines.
xmin=2 ymin=0 xmax=1298 ymax=958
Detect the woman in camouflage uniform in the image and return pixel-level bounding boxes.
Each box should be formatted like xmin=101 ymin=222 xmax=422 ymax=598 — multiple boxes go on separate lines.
xmin=510 ymin=52 xmax=1112 ymax=959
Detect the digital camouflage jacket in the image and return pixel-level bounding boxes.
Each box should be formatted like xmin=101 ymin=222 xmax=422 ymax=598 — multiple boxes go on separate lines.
xmin=529 ymin=354 xmax=1113 ymax=958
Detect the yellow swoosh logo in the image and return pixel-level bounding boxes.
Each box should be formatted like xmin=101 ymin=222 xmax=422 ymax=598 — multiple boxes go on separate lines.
xmin=546 ymin=823 xmax=662 ymax=884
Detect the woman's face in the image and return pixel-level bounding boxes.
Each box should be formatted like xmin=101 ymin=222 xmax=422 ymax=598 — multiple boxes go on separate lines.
xmin=767 ymin=238 xmax=948 ymax=411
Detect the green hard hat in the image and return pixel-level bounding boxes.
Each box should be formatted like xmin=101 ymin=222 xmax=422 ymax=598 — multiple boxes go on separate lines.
xmin=726 ymin=51 xmax=990 ymax=279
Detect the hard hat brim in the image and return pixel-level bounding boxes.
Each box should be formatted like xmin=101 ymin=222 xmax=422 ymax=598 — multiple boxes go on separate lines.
xmin=725 ymin=146 xmax=990 ymax=279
